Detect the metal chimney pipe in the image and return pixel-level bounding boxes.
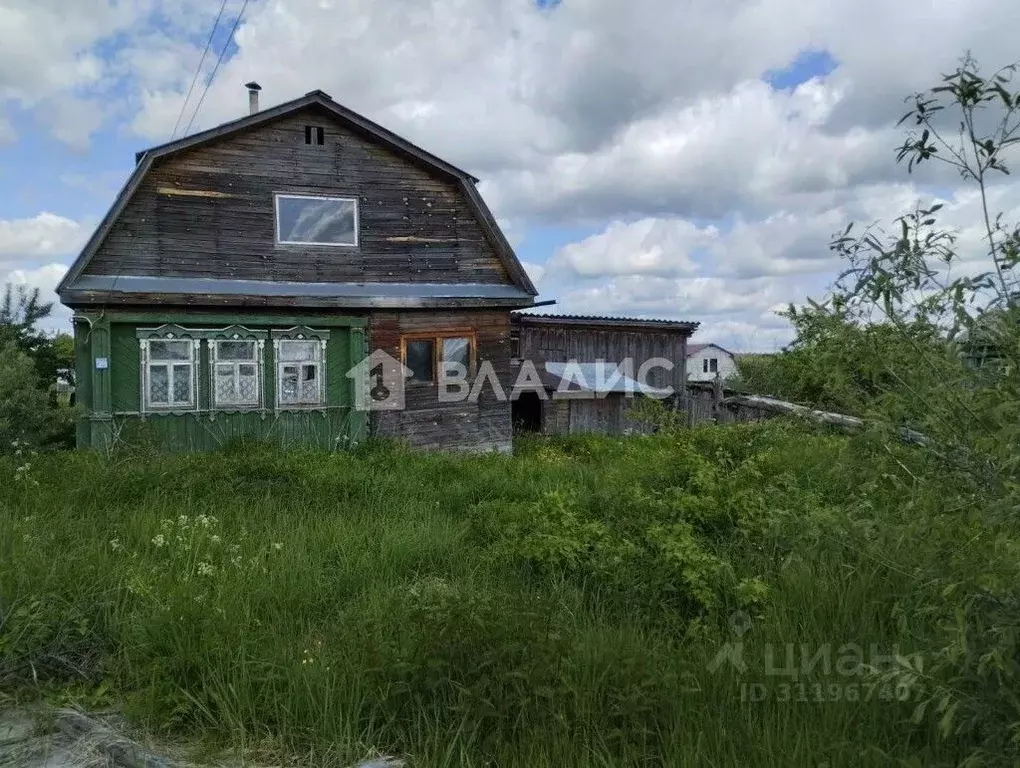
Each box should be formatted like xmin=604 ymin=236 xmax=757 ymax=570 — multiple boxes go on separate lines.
xmin=245 ymin=81 xmax=262 ymax=115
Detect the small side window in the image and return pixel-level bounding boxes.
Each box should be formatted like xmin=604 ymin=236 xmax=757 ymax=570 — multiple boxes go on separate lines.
xmin=401 ymin=334 xmax=475 ymax=384
xmin=316 ymin=126 xmax=325 ymax=145
xmin=709 ymin=358 xmax=718 ymax=373
xmin=304 ymin=125 xmax=312 ymax=145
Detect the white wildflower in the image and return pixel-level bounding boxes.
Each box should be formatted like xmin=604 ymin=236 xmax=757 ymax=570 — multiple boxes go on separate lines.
xmin=110 ymin=538 xmax=121 ymax=551
xmin=210 ymin=534 xmax=221 ymax=544
xmin=272 ymin=542 xmax=283 ymax=551
xmin=197 ymin=561 xmax=216 ymax=577
xmin=151 ymin=534 xmax=166 ymax=548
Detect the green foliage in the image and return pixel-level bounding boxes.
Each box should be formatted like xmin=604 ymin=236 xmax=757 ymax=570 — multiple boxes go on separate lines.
xmin=0 ymin=284 xmax=66 ymax=388
xmin=0 ymin=343 xmax=77 ymax=452
xmin=764 ymin=54 xmax=1020 ymax=767
xmin=0 ymin=427 xmax=972 ymax=766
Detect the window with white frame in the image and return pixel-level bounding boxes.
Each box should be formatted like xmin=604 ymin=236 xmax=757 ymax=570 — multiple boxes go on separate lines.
xmin=276 ymin=339 xmax=325 ymax=407
xmin=275 ymin=194 xmax=358 ymax=246
xmin=211 ymin=339 xmax=261 ymax=408
xmin=702 ymin=357 xmax=719 ymax=374
xmin=144 ymin=339 xmax=196 ymax=410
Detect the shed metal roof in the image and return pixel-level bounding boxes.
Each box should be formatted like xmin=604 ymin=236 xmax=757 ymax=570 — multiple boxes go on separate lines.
xmin=512 ymin=312 xmax=698 ymax=333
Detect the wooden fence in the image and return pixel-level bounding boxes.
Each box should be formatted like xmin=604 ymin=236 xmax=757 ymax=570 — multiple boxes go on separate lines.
xmin=682 ymin=379 xmax=929 ymax=445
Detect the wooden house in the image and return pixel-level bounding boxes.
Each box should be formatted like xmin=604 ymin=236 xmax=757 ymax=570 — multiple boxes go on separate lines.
xmin=58 ymin=87 xmax=537 ymax=453
xmin=509 ymin=313 xmax=698 ymax=435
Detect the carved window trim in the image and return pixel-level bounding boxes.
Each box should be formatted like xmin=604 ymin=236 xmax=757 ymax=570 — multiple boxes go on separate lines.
xmin=207 ymin=327 xmax=268 ymax=411
xmin=137 ymin=325 xmax=200 ymax=414
xmin=271 ymin=327 xmax=330 ymax=411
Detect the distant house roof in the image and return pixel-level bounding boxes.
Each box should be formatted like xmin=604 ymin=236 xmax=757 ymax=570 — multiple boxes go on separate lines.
xmin=58 ymin=89 xmax=536 ymax=304
xmin=512 ymin=312 xmax=698 ymax=334
xmin=541 ymin=362 xmax=673 ymax=397
xmin=686 ymin=343 xmax=734 ymax=357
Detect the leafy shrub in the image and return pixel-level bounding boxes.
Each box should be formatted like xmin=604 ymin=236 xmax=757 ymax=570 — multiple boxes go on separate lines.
xmin=0 ymin=342 xmax=77 ymax=453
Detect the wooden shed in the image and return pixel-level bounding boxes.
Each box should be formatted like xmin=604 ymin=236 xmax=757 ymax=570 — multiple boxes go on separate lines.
xmin=509 ymin=314 xmax=698 ymax=435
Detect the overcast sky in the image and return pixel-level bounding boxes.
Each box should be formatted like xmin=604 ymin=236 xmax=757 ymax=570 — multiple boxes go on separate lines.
xmin=1 ymin=0 xmax=1018 ymax=349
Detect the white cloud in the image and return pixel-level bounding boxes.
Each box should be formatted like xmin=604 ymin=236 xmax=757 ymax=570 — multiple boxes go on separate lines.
xmin=5 ymin=0 xmax=1020 ymax=343
xmin=0 ymin=213 xmax=88 ymax=257
xmin=0 ymin=263 xmax=72 ymax=331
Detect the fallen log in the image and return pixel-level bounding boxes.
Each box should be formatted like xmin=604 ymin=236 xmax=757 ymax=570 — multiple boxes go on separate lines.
xmin=721 ymin=394 xmax=931 ymax=446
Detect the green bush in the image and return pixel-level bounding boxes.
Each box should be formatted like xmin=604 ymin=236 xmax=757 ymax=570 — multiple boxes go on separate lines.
xmin=0 ymin=426 xmax=989 ymax=766
xmin=0 ymin=342 xmax=77 ymax=453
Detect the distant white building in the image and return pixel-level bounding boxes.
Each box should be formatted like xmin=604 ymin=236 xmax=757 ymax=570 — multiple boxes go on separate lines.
xmin=686 ymin=343 xmax=737 ymax=382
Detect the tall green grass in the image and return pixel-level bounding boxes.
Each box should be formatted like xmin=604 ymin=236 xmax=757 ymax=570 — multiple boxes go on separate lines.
xmin=0 ymin=424 xmax=1000 ymax=766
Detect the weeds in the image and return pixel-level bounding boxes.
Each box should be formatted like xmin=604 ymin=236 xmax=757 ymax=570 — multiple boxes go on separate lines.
xmin=0 ymin=425 xmax=1004 ymax=765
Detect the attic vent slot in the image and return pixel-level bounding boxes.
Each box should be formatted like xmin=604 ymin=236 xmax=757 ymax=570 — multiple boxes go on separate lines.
xmin=304 ymin=126 xmax=312 ymax=144
xmin=316 ymin=126 xmax=325 ymax=145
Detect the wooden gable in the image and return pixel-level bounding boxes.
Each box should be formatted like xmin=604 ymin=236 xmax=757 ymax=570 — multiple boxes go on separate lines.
xmin=82 ymin=108 xmax=510 ymax=286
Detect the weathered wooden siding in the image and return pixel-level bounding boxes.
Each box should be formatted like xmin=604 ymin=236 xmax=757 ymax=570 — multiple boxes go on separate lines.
xmin=516 ymin=325 xmax=687 ymax=391
xmin=540 ymin=395 xmax=656 ymax=436
xmin=75 ymin=311 xmax=366 ymax=452
xmin=84 ymin=108 xmax=510 ymax=286
xmin=369 ymin=309 xmax=513 ymax=452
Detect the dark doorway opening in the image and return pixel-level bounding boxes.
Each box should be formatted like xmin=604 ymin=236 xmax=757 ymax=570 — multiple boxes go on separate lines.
xmin=512 ymin=391 xmax=543 ymax=433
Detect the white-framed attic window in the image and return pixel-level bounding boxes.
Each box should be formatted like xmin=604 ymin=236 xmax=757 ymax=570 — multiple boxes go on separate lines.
xmin=274 ymin=193 xmax=358 ymax=246
xmin=140 ymin=335 xmax=199 ymax=412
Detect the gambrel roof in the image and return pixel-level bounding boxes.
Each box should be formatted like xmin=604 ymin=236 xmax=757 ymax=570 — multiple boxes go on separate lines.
xmin=58 ymin=90 xmax=537 ymax=305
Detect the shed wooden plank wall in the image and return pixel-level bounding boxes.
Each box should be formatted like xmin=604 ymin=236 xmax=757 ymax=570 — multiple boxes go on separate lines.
xmin=369 ymin=309 xmax=513 ymax=452
xmin=517 ymin=326 xmax=688 ymax=391
xmin=85 ymin=109 xmax=510 ymax=286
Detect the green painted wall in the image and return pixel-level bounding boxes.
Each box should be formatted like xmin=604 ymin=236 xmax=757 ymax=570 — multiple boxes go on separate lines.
xmin=74 ymin=311 xmax=367 ymax=452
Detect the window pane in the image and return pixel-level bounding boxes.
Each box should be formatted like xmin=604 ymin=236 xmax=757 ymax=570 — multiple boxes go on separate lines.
xmin=276 ymin=196 xmax=356 ymax=245
xmin=149 ymin=365 xmax=169 ymax=403
xmin=278 ymin=340 xmax=318 ymax=362
xmin=406 ymin=340 xmax=434 ymax=382
xmin=280 ymin=365 xmax=299 ymax=403
xmin=217 ymin=340 xmax=255 ymax=361
xmin=709 ymin=358 xmax=718 ymax=373
xmin=442 ymin=337 xmax=470 ymax=377
xmin=150 ymin=340 xmax=191 ymax=361
xmin=300 ymin=364 xmax=319 ymax=402
xmin=238 ymin=365 xmax=258 ymax=403
xmin=172 ymin=365 xmax=192 ymax=403
xmin=215 ymin=364 xmax=236 ymax=402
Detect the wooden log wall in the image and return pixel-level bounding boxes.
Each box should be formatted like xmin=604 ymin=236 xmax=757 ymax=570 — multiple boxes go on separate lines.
xmin=86 ymin=109 xmax=511 ymax=286
xmin=517 ymin=325 xmax=687 ymax=391
xmin=369 ymin=309 xmax=513 ymax=452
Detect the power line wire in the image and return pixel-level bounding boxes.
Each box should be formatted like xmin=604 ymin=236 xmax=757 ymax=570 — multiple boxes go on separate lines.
xmin=182 ymin=0 xmax=252 ymax=137
xmin=170 ymin=0 xmax=230 ymax=141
